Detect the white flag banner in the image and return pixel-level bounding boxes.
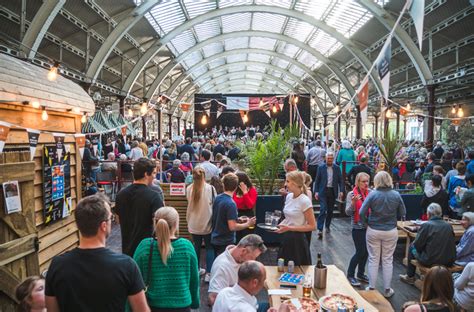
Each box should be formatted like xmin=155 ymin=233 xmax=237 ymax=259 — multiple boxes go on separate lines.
xmin=226 ymin=97 xmax=249 ymax=110
xmin=265 ymin=110 xmax=271 ymax=118
xmin=376 ymin=40 xmax=392 ymax=101
xmin=27 ymin=129 xmax=40 ymax=161
xmin=409 ymin=0 xmax=425 ymax=50
xmin=216 ymin=111 xmax=222 ymax=119
xmin=74 ymin=134 xmax=86 ymax=159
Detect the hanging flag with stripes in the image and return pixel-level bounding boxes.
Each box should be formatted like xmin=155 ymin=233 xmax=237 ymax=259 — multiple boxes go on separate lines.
xmin=376 ymin=40 xmax=392 ymax=101
xmin=357 ymin=77 xmax=369 ymax=126
xmin=409 ymin=0 xmax=425 ymax=50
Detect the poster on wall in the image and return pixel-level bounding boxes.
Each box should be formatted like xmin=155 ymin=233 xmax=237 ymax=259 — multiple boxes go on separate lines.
xmin=3 ymin=181 xmax=22 ymax=214
xmin=43 ymin=145 xmax=71 ymax=225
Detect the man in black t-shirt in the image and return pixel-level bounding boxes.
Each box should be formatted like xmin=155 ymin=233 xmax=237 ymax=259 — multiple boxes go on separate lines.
xmin=45 ymin=194 xmax=149 ymax=312
xmin=115 ymin=157 xmax=164 ymax=256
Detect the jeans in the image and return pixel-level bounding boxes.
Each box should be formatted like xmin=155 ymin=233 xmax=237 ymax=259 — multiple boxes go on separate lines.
xmin=407 ymin=244 xmax=419 ymax=277
xmin=191 ymin=234 xmax=214 ymax=273
xmin=366 ymin=227 xmax=398 ymax=290
xmin=317 ymin=187 xmax=335 ymax=231
xmin=347 ymin=228 xmax=368 ymax=278
xmin=90 ymin=167 xmax=100 ymax=183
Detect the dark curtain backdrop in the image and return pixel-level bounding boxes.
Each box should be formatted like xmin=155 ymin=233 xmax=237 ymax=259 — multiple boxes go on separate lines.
xmin=194 ymin=93 xmax=310 ymax=133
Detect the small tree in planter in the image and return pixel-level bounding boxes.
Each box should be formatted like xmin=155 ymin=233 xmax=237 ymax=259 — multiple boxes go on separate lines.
xmin=377 ymin=129 xmax=403 ymax=180
xmin=240 ymin=121 xmax=293 ymax=194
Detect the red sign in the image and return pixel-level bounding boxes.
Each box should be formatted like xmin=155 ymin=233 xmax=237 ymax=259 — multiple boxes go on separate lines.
xmin=169 ymin=183 xmax=186 ymax=196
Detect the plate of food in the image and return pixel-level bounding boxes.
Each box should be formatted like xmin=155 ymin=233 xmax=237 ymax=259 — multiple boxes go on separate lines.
xmin=319 ymin=293 xmax=357 ymax=311
xmin=282 ymin=297 xmax=320 ymax=312
xmin=257 ymin=223 xmax=278 ymax=231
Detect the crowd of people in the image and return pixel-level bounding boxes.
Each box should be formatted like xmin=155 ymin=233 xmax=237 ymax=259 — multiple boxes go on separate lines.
xmin=13 ymin=126 xmax=474 ymax=312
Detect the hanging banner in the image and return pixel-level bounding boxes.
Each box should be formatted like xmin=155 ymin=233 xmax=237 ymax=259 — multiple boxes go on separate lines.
xmin=265 ymin=110 xmax=271 ymax=118
xmin=217 ymin=111 xmax=222 ymax=119
xmin=435 ymin=119 xmax=443 ymax=126
xmin=0 ymin=121 xmax=11 ymax=153
xmin=205 ymin=108 xmax=211 ymax=117
xmin=74 ymin=134 xmax=86 ymax=159
xmin=64 ymin=144 xmax=72 ymax=154
xmin=357 ymin=77 xmax=369 ymax=125
xmin=417 ymin=115 xmax=425 ymax=123
xmin=180 ymin=103 xmax=191 ymax=112
xmin=376 ymin=40 xmax=392 ymax=101
xmin=227 ymin=97 xmax=249 ymax=110
xmin=409 ymin=0 xmax=425 ymax=50
xmin=27 ymin=129 xmax=40 ymax=161
xmin=53 ymin=133 xmax=65 ymax=160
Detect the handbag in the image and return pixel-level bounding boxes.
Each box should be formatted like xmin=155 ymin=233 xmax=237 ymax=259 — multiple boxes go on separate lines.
xmin=144 ymin=239 xmax=154 ymax=293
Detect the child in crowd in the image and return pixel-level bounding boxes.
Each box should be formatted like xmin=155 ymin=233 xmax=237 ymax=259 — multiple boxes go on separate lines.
xmin=15 ymin=276 xmax=46 ymax=312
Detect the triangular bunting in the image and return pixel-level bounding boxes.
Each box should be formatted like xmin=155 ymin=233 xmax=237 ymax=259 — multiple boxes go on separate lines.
xmin=75 ymin=134 xmax=86 ymax=159
xmin=27 ymin=129 xmax=40 ymax=160
xmin=409 ymin=0 xmax=425 ymax=50
xmin=376 ymin=40 xmax=392 ymax=101
xmin=0 ymin=121 xmax=11 ymax=153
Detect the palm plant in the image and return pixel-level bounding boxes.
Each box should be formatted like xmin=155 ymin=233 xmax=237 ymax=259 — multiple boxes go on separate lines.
xmin=377 ymin=128 xmax=403 ymax=178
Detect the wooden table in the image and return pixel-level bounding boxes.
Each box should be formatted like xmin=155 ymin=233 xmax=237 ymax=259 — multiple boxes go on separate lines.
xmin=265 ymin=265 xmax=394 ymax=311
xmin=397 ymin=220 xmax=465 ymax=265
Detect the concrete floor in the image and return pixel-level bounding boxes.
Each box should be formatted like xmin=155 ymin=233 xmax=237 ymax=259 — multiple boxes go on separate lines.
xmin=106 ymin=218 xmax=420 ymax=311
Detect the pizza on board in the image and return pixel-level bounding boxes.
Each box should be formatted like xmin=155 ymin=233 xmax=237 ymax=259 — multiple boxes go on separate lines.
xmin=282 ymin=297 xmax=320 ymax=312
xmin=320 ymin=293 xmax=357 ymax=311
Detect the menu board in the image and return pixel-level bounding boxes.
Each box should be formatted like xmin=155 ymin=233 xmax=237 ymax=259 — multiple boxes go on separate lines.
xmin=43 ymin=146 xmax=71 ymax=225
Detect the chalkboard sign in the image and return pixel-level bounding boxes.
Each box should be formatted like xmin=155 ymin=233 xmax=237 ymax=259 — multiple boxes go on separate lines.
xmin=43 ymin=146 xmax=71 ymax=225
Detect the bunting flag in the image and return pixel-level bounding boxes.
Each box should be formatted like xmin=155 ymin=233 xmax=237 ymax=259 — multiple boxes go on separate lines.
xmin=357 ymin=77 xmax=369 ymax=126
xmin=53 ymin=133 xmax=65 ymax=160
xmin=27 ymin=129 xmax=40 ymax=161
xmin=417 ymin=115 xmax=425 ymax=123
xmin=435 ymin=119 xmax=443 ymax=126
xmin=217 ymin=111 xmax=222 ymax=119
xmin=265 ymin=110 xmax=271 ymax=118
xmin=74 ymin=134 xmax=86 ymax=159
xmin=180 ymin=103 xmax=191 ymax=112
xmin=205 ymin=108 xmax=211 ymax=116
xmin=0 ymin=121 xmax=10 ymax=153
xmin=376 ymin=40 xmax=392 ymax=101
xmin=409 ymin=0 xmax=425 ymax=50
xmin=227 ymin=97 xmax=249 ymax=110
xmin=64 ymin=144 xmax=72 ymax=154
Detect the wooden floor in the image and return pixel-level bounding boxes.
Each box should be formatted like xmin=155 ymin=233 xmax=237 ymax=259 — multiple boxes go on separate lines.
xmin=106 ymin=218 xmax=420 ymax=311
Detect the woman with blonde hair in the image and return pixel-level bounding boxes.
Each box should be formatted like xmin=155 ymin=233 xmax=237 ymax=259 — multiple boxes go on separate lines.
xmin=276 ymin=171 xmax=317 ymax=265
xmin=186 ymin=167 xmax=216 ymax=281
xmin=133 ymin=207 xmax=199 ymax=311
xmin=403 ymin=266 xmax=455 ymax=312
xmin=359 ymin=171 xmax=406 ymax=298
xmin=345 ymin=172 xmax=371 ymax=287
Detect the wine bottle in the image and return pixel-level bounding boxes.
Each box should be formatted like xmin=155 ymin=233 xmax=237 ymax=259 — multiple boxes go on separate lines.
xmin=316 ymin=252 xmax=324 ymax=268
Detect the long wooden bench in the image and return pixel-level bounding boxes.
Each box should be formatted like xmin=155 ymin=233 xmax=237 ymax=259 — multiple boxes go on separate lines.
xmin=410 ymin=259 xmax=464 ymax=289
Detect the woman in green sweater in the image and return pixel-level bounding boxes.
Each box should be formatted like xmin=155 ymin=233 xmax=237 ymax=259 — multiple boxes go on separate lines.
xmin=133 ymin=206 xmax=199 ymax=311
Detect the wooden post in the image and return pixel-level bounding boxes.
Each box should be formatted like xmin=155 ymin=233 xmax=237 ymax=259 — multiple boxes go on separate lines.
xmin=426 ymin=84 xmax=436 ymax=149
xmin=168 ymin=114 xmax=172 ymax=138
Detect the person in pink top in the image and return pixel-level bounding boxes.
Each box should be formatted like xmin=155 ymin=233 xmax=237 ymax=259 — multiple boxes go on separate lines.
xmin=233 ymin=172 xmax=258 ymax=242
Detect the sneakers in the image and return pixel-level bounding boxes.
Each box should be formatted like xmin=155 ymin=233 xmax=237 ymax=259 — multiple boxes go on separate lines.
xmin=399 ymin=274 xmax=416 ymax=285
xmin=347 ymin=277 xmax=361 ymax=287
xmin=204 ymin=273 xmax=211 ymax=283
xmin=317 ymin=230 xmax=323 ymax=239
xmin=365 ymin=286 xmax=375 ymax=291
xmin=199 ymin=268 xmax=206 ymax=276
xmin=357 ymin=274 xmax=369 ymax=283
xmin=384 ymin=288 xmax=395 ymax=298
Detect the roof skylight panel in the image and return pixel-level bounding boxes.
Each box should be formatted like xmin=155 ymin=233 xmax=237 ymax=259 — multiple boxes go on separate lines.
xmin=249 ymin=37 xmax=277 ymax=50
xmin=247 ymin=53 xmax=271 ymax=63
xmin=224 ymin=37 xmax=249 ymax=50
xmin=325 ymin=1 xmax=373 ymax=37
xmin=144 ymin=13 xmax=165 ymax=37
xmin=246 ymin=64 xmax=267 ymax=73
xmin=280 ymin=43 xmax=300 ymax=59
xmin=169 ymin=30 xmax=196 ymax=54
xmin=308 ymin=30 xmax=338 ymax=55
xmin=294 ymin=0 xmax=333 ymax=21
xmin=246 ymin=73 xmax=265 ymax=80
xmin=289 ymin=65 xmax=305 ymax=77
xmin=149 ymin=2 xmax=185 ymax=34
xmin=183 ymin=0 xmax=216 ymax=19
xmin=221 ymin=13 xmax=252 ymax=33
xmin=272 ymin=58 xmax=290 ymax=69
xmin=208 ymin=58 xmax=226 ymax=70
xmin=183 ymin=52 xmax=203 ymax=68
xmin=219 ymin=0 xmax=254 ymax=8
xmin=202 ymin=43 xmax=224 ymax=58
xmin=284 ymin=18 xmax=314 ymax=43
xmin=192 ymin=66 xmax=208 ymax=78
xmin=254 ymin=0 xmax=293 ymax=9
xmin=297 ymin=50 xmax=319 ymax=68
xmin=226 ymin=54 xmax=248 ymax=63
xmin=252 ymin=13 xmax=286 ymax=33
xmin=194 ymin=19 xmax=221 ymax=41
xmin=310 ymin=60 xmax=322 ymax=71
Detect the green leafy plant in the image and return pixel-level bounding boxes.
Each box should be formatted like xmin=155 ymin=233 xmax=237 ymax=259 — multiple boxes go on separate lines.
xmin=378 ymin=128 xmax=403 ymax=178
xmin=240 ymin=121 xmax=292 ymax=194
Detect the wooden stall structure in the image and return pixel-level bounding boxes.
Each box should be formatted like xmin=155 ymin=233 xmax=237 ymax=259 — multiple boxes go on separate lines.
xmin=0 ymin=53 xmax=94 ymax=310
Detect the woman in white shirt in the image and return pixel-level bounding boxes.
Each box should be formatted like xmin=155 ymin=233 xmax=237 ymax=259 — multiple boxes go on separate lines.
xmin=276 ymin=171 xmax=317 ymax=265
xmin=186 ymin=167 xmax=216 ymax=280
xmin=128 ymin=140 xmax=143 ymax=161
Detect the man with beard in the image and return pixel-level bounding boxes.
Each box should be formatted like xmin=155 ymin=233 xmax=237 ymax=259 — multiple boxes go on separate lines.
xmin=45 ymin=194 xmax=149 ymax=312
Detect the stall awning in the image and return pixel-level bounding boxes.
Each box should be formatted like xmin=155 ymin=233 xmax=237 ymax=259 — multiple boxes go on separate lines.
xmin=82 ymin=111 xmax=137 ymax=136
xmin=0 ymin=53 xmax=95 ymax=113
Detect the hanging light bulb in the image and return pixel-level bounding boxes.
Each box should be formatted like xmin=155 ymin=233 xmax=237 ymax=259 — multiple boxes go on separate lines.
xmin=47 ymin=62 xmax=59 ymax=81
xmin=335 ymin=104 xmax=340 ymax=113
xmin=140 ymin=101 xmax=148 ymax=115
xmin=293 ymin=95 xmax=299 ymax=104
xmin=41 ymin=107 xmax=48 ymax=121
xmin=272 ymin=105 xmax=277 ymax=113
xmin=81 ymin=112 xmax=87 ymax=123
xmin=31 ymin=101 xmax=40 ymax=109
xmin=457 ymin=106 xmax=464 ymax=118
xmin=385 ymin=107 xmax=392 ymax=118
xmin=128 ymin=107 xmax=133 ymax=117
xmin=201 ymin=114 xmax=207 ymax=125
xmin=451 ymin=105 xmax=456 ymax=114
xmin=243 ymin=113 xmax=248 ymax=124
xmin=259 ymin=97 xmax=264 ymax=107
xmin=406 ymin=102 xmax=411 ymax=111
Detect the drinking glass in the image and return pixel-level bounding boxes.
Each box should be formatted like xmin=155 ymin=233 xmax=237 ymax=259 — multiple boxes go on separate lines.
xmin=271 ymin=215 xmax=279 ymax=227
xmin=273 ymin=210 xmax=282 ymax=219
xmin=302 ymin=275 xmax=312 ymax=298
xmin=265 ymin=212 xmax=272 ymax=225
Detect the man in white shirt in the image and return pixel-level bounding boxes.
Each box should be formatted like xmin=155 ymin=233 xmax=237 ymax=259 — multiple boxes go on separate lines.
xmin=208 ymin=234 xmax=267 ymax=305
xmin=196 ymin=149 xmax=219 ymax=182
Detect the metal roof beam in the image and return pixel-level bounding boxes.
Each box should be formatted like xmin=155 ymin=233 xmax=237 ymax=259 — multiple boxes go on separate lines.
xmin=20 ymin=0 xmax=66 ymax=59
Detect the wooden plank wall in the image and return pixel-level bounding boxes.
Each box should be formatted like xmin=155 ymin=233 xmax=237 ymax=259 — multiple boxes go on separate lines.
xmin=5 ymin=128 xmax=82 ymax=273
xmin=160 ymin=184 xmax=191 ymax=240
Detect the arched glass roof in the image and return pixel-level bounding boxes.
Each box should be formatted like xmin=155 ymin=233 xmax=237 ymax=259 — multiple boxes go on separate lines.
xmin=134 ymin=0 xmax=387 ymax=94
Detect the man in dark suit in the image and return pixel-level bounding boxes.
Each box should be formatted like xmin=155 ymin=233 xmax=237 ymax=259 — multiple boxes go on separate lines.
xmin=314 ymin=152 xmax=344 ymax=238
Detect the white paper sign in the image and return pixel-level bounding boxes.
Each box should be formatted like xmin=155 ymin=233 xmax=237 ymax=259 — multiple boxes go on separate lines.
xmin=62 ymin=197 xmax=72 ymax=218
xmin=3 ymin=181 xmax=21 ymax=214
xmin=169 ymin=183 xmax=186 ymax=196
